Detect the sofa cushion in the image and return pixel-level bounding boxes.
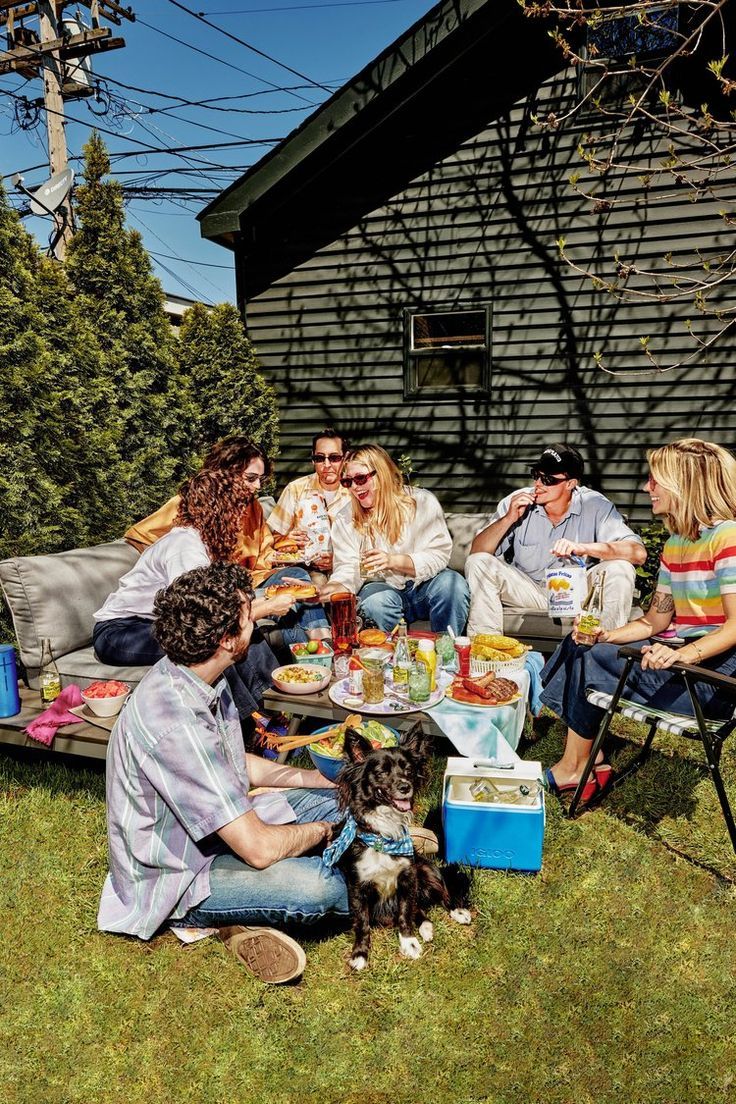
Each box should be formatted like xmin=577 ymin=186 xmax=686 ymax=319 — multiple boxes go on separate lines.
xmin=0 ymin=540 xmax=139 ymax=677
xmin=444 ymin=512 xmax=492 ymax=573
xmin=52 ymin=647 xmax=151 ymax=692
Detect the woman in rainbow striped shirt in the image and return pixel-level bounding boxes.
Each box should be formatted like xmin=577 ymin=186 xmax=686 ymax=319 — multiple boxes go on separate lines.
xmin=540 ymin=439 xmax=736 ymax=801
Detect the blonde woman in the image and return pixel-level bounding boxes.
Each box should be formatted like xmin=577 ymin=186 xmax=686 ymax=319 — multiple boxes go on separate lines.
xmin=540 ymin=438 xmax=736 ymax=801
xmin=319 ymin=444 xmax=470 ymax=634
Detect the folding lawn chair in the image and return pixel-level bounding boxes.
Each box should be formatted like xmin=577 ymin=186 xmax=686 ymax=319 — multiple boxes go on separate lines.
xmin=568 ymin=646 xmax=736 ymax=855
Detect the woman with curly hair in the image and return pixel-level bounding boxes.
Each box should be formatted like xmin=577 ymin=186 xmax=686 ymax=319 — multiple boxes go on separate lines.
xmin=93 ymin=465 xmax=322 ymax=718
xmin=319 ymin=443 xmax=470 ymax=634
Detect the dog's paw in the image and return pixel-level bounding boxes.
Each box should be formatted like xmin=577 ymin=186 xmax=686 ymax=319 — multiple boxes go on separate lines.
xmin=398 ymin=934 xmax=423 ymax=960
xmin=349 ymin=954 xmax=368 ymax=971
xmin=450 ymin=908 xmax=472 ymax=925
xmin=418 ymin=920 xmax=434 ymax=943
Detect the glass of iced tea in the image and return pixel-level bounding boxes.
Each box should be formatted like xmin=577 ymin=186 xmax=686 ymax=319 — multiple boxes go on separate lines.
xmin=329 ymin=591 xmax=359 ymax=652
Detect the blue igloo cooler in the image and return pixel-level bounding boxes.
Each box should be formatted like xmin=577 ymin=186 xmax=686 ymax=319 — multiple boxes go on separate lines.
xmin=442 ymin=757 xmax=545 ymax=872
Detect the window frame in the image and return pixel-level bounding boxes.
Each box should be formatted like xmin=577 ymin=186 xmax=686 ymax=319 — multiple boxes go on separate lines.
xmin=402 ymin=303 xmax=492 ymax=400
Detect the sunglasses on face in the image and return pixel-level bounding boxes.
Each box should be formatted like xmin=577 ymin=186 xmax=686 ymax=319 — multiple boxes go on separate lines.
xmin=312 ymin=453 xmax=344 ymax=464
xmin=340 ymin=470 xmax=377 ymax=489
xmin=530 ymin=468 xmax=569 ymax=487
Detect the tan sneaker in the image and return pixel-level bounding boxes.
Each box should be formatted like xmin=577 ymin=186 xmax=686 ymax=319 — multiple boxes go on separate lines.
xmin=218 ymin=925 xmax=306 ymax=984
xmin=409 ymin=826 xmax=439 ymax=856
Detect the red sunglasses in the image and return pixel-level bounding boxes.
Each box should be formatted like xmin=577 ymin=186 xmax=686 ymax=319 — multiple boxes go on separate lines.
xmin=340 ymin=470 xmax=377 ymax=489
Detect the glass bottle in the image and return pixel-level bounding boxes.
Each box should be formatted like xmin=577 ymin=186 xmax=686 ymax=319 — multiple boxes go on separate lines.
xmin=392 ymin=620 xmax=411 ymax=686
xmin=39 ymin=637 xmax=62 ymax=706
xmin=577 ymin=575 xmax=605 ymax=646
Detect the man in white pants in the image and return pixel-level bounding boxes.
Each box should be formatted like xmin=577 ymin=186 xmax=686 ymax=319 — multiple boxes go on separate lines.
xmin=465 ymin=444 xmax=646 ymax=636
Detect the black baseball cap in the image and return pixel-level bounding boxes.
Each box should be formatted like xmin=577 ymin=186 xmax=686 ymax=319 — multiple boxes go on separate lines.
xmin=531 ymin=443 xmax=584 ymax=480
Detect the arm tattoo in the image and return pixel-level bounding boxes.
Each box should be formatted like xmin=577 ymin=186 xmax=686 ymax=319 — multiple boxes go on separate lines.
xmin=651 ymin=590 xmax=675 ymax=614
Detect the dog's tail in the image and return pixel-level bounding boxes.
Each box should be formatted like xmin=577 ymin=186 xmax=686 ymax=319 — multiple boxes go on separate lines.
xmin=416 ymin=860 xmax=471 ymax=912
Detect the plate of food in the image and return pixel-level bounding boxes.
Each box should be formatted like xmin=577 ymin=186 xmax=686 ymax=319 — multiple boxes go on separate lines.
xmin=445 ymin=673 xmax=522 ymax=708
xmin=328 ymin=677 xmax=444 ymax=715
xmin=272 ymin=663 xmax=331 ymax=695
xmin=264 ymin=581 xmax=319 ymax=603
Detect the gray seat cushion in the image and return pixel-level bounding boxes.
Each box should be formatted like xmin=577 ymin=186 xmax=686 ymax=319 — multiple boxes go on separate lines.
xmin=444 ymin=512 xmax=492 ymax=573
xmin=0 ymin=540 xmax=140 ymax=687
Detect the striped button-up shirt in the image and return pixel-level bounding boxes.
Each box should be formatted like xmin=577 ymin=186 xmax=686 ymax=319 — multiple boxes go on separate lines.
xmin=98 ymin=657 xmax=293 ymax=939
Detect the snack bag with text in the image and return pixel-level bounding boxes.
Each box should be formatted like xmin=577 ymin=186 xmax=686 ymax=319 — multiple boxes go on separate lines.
xmin=544 ymin=562 xmax=587 ymax=618
xmin=296 ymin=493 xmax=332 ymax=563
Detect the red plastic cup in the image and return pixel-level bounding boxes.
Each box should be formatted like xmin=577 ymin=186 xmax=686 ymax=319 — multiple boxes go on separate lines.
xmin=454 ymin=636 xmax=471 ymax=677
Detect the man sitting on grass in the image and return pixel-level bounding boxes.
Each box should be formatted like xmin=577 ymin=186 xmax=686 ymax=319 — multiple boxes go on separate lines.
xmin=98 ymin=562 xmax=347 ymax=985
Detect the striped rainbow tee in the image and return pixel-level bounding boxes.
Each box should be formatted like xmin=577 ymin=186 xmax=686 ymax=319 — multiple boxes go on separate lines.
xmin=657 ymin=520 xmax=736 ymax=637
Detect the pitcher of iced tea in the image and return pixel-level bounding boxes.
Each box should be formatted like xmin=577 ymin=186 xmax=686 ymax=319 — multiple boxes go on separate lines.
xmin=329 ymin=591 xmax=360 ymax=652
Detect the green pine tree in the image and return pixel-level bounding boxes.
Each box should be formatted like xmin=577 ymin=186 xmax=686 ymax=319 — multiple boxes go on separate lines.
xmin=177 ymin=301 xmax=279 ymax=465
xmin=65 ymin=132 xmax=192 ymax=523
xmin=0 ymin=179 xmax=114 ymax=559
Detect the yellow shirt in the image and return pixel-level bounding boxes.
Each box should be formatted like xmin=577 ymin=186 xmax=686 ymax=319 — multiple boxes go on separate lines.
xmin=124 ymin=495 xmax=275 ymax=588
xmin=267 ymin=473 xmax=351 ymax=536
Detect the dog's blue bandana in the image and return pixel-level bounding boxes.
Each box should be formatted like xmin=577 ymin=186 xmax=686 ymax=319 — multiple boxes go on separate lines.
xmin=321 ymin=813 xmax=414 ymax=870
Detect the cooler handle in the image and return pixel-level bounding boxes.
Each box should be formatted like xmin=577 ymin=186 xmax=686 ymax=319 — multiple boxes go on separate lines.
xmin=471 ymin=758 xmax=516 ymax=770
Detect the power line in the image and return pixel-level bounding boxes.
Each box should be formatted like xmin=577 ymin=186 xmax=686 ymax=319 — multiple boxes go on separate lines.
xmin=135 ymin=15 xmax=320 ymax=105
xmin=102 ymin=73 xmax=340 ymax=113
xmin=150 ymin=249 xmax=233 ymax=269
xmin=201 ymin=0 xmax=411 ymax=11
xmin=165 ymin=0 xmax=334 ymax=93
xmin=127 ymin=207 xmax=220 ymax=301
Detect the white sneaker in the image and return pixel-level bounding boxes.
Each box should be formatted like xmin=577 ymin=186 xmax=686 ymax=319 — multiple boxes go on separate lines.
xmin=219 ymin=925 xmax=306 ymax=984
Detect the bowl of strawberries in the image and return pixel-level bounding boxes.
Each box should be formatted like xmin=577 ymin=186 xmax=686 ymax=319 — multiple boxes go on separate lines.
xmin=81 ymin=679 xmax=130 ymax=717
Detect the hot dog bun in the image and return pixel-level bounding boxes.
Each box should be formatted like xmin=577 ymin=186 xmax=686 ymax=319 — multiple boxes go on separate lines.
xmin=265 ymin=582 xmax=318 ymax=601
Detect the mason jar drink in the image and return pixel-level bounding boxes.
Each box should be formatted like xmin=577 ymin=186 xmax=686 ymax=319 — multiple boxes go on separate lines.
xmin=362 ymin=665 xmax=385 ymax=704
xmin=408 ymin=662 xmax=430 ymax=703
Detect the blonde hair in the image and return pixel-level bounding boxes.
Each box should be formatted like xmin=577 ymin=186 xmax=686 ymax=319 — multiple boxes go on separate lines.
xmin=647 ymin=438 xmax=736 ymax=540
xmin=344 ymin=444 xmax=415 ymax=545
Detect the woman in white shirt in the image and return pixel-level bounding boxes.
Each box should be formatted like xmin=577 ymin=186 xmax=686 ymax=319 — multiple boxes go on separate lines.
xmin=319 ymin=444 xmax=470 ymax=634
xmin=93 ymin=467 xmax=325 ymax=718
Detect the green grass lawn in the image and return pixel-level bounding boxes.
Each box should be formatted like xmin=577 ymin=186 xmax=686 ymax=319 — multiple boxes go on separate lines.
xmin=2 ymin=714 xmax=736 ymax=1104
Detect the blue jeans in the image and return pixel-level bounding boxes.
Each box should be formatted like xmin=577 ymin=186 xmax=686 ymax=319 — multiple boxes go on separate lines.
xmin=540 ymin=634 xmax=736 ymax=740
xmin=92 ymin=617 xmax=280 ymax=719
xmin=257 ymin=566 xmax=330 ymax=646
xmin=358 ymin=569 xmax=470 ymax=635
xmin=178 ymin=789 xmax=349 ymax=927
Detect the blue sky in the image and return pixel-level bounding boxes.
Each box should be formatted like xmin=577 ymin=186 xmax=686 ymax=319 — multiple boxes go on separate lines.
xmin=1 ymin=0 xmax=431 ymax=303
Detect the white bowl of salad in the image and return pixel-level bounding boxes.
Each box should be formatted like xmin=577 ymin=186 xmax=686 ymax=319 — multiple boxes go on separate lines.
xmin=308 ymin=719 xmax=399 ymax=780
xmin=272 ymin=663 xmax=331 ymax=695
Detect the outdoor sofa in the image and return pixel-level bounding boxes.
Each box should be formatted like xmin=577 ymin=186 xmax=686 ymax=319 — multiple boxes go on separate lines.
xmin=0 ymin=506 xmax=573 ymax=701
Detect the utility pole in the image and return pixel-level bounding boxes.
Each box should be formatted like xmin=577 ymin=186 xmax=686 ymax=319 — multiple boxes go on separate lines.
xmin=0 ymin=0 xmax=136 ymax=259
xmin=38 ymin=1 xmax=72 ymax=258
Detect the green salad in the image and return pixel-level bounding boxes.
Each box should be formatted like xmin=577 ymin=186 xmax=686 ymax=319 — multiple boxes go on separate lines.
xmin=309 ymin=719 xmax=398 ymax=758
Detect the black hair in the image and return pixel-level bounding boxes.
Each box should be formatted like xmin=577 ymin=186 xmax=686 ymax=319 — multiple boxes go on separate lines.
xmin=152 ymin=563 xmax=254 ymax=666
xmin=311 ymin=427 xmax=349 ymax=455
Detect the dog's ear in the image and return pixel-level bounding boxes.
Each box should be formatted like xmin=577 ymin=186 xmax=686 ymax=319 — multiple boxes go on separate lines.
xmin=400 ymin=722 xmax=431 ymax=763
xmin=343 ymin=726 xmax=374 ymax=763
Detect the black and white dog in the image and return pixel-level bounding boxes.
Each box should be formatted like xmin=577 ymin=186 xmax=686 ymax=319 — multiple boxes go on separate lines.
xmin=321 ymin=723 xmax=471 ymax=971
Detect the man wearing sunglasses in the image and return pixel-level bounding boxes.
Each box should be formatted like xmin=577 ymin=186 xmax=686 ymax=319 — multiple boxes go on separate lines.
xmin=465 ymin=443 xmax=646 ymax=636
xmin=267 ymin=428 xmax=352 ymax=581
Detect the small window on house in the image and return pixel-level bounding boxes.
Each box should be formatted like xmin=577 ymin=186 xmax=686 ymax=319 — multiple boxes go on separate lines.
xmin=579 ymin=4 xmax=680 ymax=103
xmin=403 ymin=306 xmax=490 ymax=398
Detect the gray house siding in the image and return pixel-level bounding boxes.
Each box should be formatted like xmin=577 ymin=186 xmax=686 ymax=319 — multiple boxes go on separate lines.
xmin=240 ymin=69 xmax=736 ymax=526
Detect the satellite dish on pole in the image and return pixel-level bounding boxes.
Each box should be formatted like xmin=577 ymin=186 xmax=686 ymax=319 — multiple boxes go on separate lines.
xmin=30 ymin=168 xmax=75 ymax=217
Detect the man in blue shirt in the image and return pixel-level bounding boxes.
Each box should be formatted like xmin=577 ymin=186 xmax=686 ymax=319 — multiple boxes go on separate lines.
xmin=465 ymin=443 xmax=646 ymax=636
xmin=98 ymin=562 xmax=347 ymax=984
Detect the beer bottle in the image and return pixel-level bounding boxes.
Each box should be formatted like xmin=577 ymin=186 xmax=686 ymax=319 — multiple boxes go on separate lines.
xmin=39 ymin=638 xmax=62 ymax=706
xmin=577 ymin=576 xmax=605 ymax=646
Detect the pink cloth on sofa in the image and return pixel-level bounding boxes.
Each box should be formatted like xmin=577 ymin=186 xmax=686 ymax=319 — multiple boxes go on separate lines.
xmin=25 ymin=685 xmax=84 ymax=746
